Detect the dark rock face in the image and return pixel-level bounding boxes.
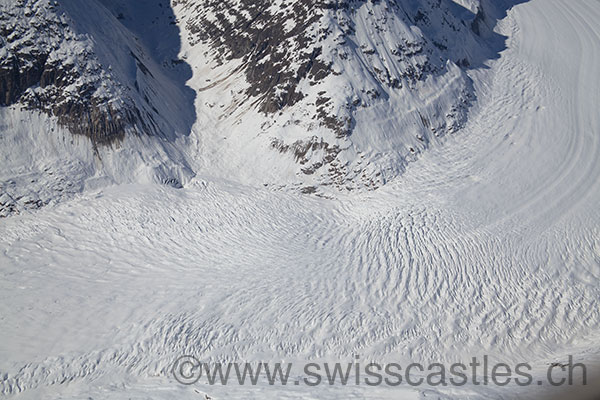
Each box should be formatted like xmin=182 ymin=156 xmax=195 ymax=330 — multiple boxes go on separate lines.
xmin=0 ymin=50 xmax=47 ymax=106
xmin=176 ymin=0 xmax=335 ymax=115
xmin=174 ymin=0 xmax=483 ymax=189
xmin=0 ymin=1 xmax=133 ymax=144
xmin=0 ymin=0 xmax=186 ymax=146
xmin=176 ymin=0 xmax=479 ymax=133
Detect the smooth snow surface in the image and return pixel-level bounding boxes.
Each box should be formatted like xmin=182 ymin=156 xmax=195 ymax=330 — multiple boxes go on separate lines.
xmin=1 ymin=0 xmax=600 ymax=399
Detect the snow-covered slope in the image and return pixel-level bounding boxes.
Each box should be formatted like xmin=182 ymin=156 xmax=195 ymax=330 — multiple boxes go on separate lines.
xmin=1 ymin=0 xmax=600 ymax=399
xmin=1 ymin=0 xmax=504 ymax=208
xmin=0 ymin=0 xmax=195 ymax=143
xmin=176 ymin=0 xmax=490 ymax=190
xmin=0 ymin=0 xmax=198 ymax=217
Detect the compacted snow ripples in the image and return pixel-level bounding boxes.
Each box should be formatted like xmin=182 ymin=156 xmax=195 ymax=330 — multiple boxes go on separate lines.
xmin=1 ymin=0 xmax=600 ymax=399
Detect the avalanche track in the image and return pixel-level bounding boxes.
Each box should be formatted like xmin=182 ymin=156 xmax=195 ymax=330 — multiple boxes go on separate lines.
xmin=1 ymin=0 xmax=600 ymax=399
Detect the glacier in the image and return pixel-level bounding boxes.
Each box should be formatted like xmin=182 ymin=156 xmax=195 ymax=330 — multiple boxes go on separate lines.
xmin=1 ymin=0 xmax=600 ymax=399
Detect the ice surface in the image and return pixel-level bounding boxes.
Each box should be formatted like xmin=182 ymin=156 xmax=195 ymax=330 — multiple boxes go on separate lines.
xmin=1 ymin=0 xmax=600 ymax=399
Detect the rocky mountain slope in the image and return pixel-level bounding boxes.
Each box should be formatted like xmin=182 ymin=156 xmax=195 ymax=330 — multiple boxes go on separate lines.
xmin=0 ymin=0 xmax=197 ymax=216
xmin=0 ymin=0 xmax=195 ymax=144
xmin=176 ymin=0 xmax=490 ymax=191
xmin=0 ymin=0 xmax=497 ymax=215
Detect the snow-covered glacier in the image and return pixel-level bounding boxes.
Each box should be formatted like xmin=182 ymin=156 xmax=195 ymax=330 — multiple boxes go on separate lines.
xmin=1 ymin=0 xmax=600 ymax=399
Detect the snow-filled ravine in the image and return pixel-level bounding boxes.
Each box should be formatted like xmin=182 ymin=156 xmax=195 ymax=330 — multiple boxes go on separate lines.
xmin=1 ymin=0 xmax=600 ymax=399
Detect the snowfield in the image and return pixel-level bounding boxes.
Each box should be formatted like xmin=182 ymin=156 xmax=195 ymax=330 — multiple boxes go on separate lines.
xmin=1 ymin=0 xmax=600 ymax=399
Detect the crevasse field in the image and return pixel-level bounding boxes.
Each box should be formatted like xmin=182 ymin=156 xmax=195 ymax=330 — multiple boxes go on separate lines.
xmin=1 ymin=0 xmax=600 ymax=399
